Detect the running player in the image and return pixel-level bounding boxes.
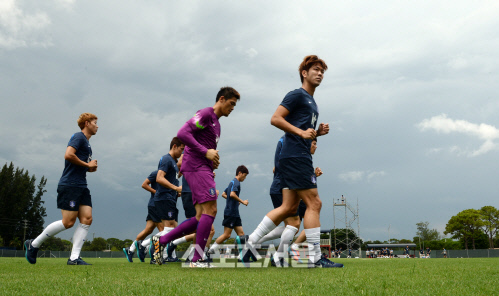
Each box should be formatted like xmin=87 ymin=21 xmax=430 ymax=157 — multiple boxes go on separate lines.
xmin=164 ymin=154 xmax=216 ymax=263
xmin=238 ymin=55 xmax=342 ymax=268
xmin=25 ymin=113 xmax=98 ymax=265
xmin=151 ymin=137 xmax=184 ymax=263
xmin=152 ymin=86 xmax=240 ymax=268
xmin=123 ymin=170 xmax=164 ymax=263
xmin=208 ymin=165 xmax=249 ymax=254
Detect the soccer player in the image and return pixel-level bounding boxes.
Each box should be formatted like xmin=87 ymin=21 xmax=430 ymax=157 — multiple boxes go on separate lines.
xmin=123 ymin=170 xmax=164 ymax=263
xmin=208 ymin=165 xmax=249 ymax=255
xmin=164 ymin=154 xmax=216 ymax=263
xmin=152 ymin=86 xmax=240 ymax=268
xmin=24 ymin=113 xmax=98 ymax=265
xmin=150 ymin=137 xmax=184 ymax=263
xmin=238 ymin=55 xmax=342 ymax=268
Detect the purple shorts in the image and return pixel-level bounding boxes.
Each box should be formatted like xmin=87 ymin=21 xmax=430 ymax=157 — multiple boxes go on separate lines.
xmin=183 ymin=170 xmax=217 ymax=205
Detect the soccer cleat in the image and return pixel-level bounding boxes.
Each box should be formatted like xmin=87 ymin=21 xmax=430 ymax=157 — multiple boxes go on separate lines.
xmin=270 ymin=254 xmax=276 ymax=267
xmin=136 ymin=241 xmax=146 ymax=262
xmin=203 ymin=252 xmax=213 ymax=263
xmin=151 ymin=236 xmax=164 ymax=265
xmin=189 ymin=261 xmax=216 ymax=268
xmin=67 ymin=257 xmax=92 ymax=265
xmin=289 ymin=248 xmax=303 ymax=264
xmin=148 ymin=240 xmax=154 ymax=259
xmin=274 ymin=257 xmax=289 ymax=268
xmin=150 ymin=258 xmax=156 ymax=265
xmin=310 ymin=255 xmax=344 ymax=268
xmin=24 ymin=239 xmax=39 ymax=264
xmin=166 ymin=242 xmax=177 ymax=259
xmin=235 ymin=235 xmax=247 ymax=261
xmin=123 ymin=248 xmax=134 ymax=263
xmin=166 ymin=256 xmax=182 ymax=263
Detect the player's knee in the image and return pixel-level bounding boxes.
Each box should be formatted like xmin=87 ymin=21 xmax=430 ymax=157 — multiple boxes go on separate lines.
xmin=81 ymin=216 xmax=93 ymax=225
xmin=62 ymin=220 xmax=75 ymax=229
xmin=210 ymin=228 xmax=215 ymax=236
xmin=283 ymin=205 xmax=299 ymax=217
xmin=309 ymin=199 xmax=322 ymax=212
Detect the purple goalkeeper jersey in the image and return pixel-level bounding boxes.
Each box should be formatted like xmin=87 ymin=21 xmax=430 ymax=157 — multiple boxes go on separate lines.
xmin=177 ymin=107 xmax=220 ymax=172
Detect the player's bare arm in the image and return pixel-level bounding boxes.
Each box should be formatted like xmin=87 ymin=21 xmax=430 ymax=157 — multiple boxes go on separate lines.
xmin=156 ymin=170 xmax=182 ymax=193
xmin=141 ymin=178 xmax=156 ymax=195
xmin=64 ymin=146 xmax=98 ymax=171
xmin=230 ymin=191 xmax=248 ymax=206
xmin=271 ymin=105 xmax=317 ymax=139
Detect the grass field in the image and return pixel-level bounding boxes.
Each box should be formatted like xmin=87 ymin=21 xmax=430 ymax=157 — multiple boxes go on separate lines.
xmin=1 ymin=257 xmax=498 ymax=295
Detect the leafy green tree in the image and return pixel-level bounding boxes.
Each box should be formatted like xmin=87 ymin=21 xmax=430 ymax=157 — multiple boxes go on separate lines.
xmin=416 ymin=221 xmax=440 ymax=241
xmin=445 ymin=209 xmax=484 ymax=249
xmin=332 ymin=229 xmax=362 ymax=250
xmin=480 ymin=206 xmax=499 ymax=249
xmin=106 ymin=238 xmax=124 ymax=250
xmin=40 ymin=236 xmax=67 ymax=251
xmin=88 ymin=237 xmax=107 ymax=251
xmin=0 ymin=162 xmax=47 ymax=249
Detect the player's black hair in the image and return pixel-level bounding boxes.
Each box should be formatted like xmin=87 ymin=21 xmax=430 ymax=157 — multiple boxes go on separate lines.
xmin=236 ymin=165 xmax=249 ymax=176
xmin=170 ymin=137 xmax=184 ymax=149
xmin=216 ymin=86 xmax=240 ymax=102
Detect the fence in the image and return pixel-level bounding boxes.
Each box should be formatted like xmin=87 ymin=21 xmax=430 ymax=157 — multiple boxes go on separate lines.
xmin=362 ymin=249 xmax=499 ymax=258
xmin=2 ymin=248 xmax=499 ymax=259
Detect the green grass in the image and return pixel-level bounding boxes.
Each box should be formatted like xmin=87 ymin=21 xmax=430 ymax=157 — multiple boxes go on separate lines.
xmin=1 ymin=257 xmax=498 ymax=295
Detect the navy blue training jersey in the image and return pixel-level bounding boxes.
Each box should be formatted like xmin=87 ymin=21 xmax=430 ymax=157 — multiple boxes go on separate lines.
xmin=223 ymin=178 xmax=241 ymax=217
xmin=279 ymin=88 xmax=319 ymax=160
xmin=181 ymin=175 xmax=191 ymax=193
xmin=269 ymin=136 xmax=284 ymax=195
xmin=153 ymin=154 xmax=179 ymax=201
xmin=147 ymin=170 xmax=158 ymax=207
xmin=58 ymin=132 xmax=92 ymax=188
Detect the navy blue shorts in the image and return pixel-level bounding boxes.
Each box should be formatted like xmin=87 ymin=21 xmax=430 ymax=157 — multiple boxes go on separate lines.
xmin=181 ymin=192 xmax=196 ymax=219
xmin=270 ymin=194 xmax=299 ymax=217
xmin=146 ymin=206 xmax=161 ymax=223
xmin=57 ymin=185 xmax=92 ymax=211
xmin=279 ymin=158 xmax=317 ymax=190
xmin=154 ymin=200 xmax=178 ymax=222
xmin=222 ymin=215 xmax=242 ymax=228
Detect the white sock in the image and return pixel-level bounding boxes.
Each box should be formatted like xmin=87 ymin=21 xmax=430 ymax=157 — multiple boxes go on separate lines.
xmin=277 ymin=225 xmax=298 ymax=253
xmin=162 ymin=227 xmax=174 ymax=236
xmin=249 ymin=216 xmax=277 ymax=244
xmin=290 ymin=243 xmax=299 ymax=251
xmin=173 ymin=250 xmax=177 ymax=258
xmin=32 ymin=220 xmax=66 ymax=248
xmin=70 ymin=224 xmax=90 ymax=261
xmin=256 ymin=225 xmax=285 ymax=244
xmin=142 ymin=238 xmax=151 ymax=247
xmin=274 ymin=251 xmax=284 ymax=262
xmin=304 ymin=227 xmax=321 ymax=263
xmin=173 ymin=236 xmax=187 ymax=246
xmin=209 ymin=242 xmax=219 ymax=253
xmin=129 ymin=240 xmax=137 ymax=253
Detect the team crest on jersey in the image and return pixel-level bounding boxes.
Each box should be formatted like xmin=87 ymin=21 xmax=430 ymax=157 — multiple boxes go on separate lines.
xmin=69 ymin=200 xmax=76 ymax=208
xmin=209 ymin=188 xmax=216 ymax=196
xmin=311 ymin=175 xmax=317 ymax=184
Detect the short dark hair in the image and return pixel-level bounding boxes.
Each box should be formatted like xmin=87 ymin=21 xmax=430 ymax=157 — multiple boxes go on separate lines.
xmin=236 ymin=165 xmax=249 ymax=176
xmin=216 ymin=86 xmax=240 ymax=102
xmin=170 ymin=137 xmax=183 ymax=149
xmin=299 ymin=55 xmax=328 ymax=83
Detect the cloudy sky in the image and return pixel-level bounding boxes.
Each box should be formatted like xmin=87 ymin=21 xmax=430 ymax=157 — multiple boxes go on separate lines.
xmin=1 ymin=0 xmax=498 ymax=243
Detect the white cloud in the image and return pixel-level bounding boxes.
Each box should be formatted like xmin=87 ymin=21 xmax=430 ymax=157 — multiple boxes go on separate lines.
xmin=339 ymin=170 xmax=386 ymax=183
xmin=417 ymin=114 xmax=499 ymax=156
xmin=0 ymin=0 xmax=52 ymax=49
